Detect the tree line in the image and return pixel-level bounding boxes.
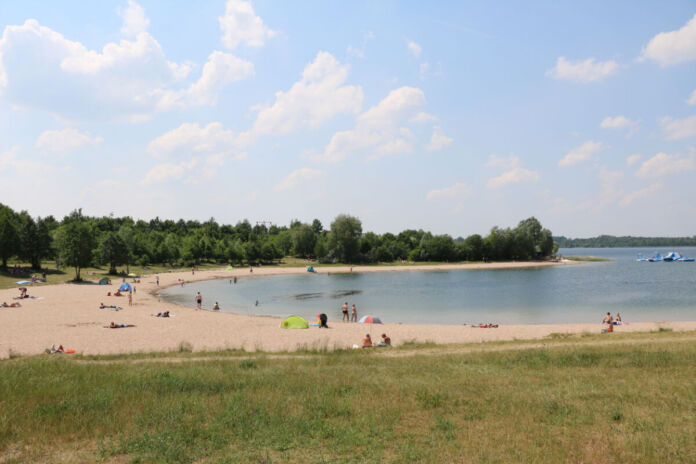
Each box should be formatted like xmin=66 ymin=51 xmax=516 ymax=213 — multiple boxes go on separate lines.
xmin=554 ymin=235 xmax=696 ymax=248
xmin=0 ymin=203 xmax=556 ymax=280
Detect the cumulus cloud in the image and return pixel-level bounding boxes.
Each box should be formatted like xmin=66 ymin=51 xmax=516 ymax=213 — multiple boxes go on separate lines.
xmin=487 ymin=167 xmax=539 ymax=188
xmin=600 ymin=115 xmax=636 ymax=129
xmin=119 ymin=0 xmax=150 ymax=37
xmin=319 ymin=86 xmax=427 ymax=162
xmin=661 ymin=115 xmax=696 ymax=140
xmin=410 ymin=112 xmax=437 ymax=123
xmin=247 ymin=51 xmax=363 ymax=138
xmin=0 ymin=5 xmax=250 ymax=121
xmin=0 ymin=145 xmax=52 ymax=174
xmin=147 ymin=122 xmax=245 ymax=161
xmin=558 ymin=140 xmax=604 ymax=167
xmin=546 ymin=56 xmax=618 ymax=83
xmin=407 ymin=40 xmax=422 ymax=57
xmin=485 ymin=154 xmax=538 ymax=188
xmin=640 ymin=14 xmax=696 ymax=66
xmin=485 ymin=154 xmax=520 ymax=170
xmin=425 ymin=126 xmax=453 ymax=151
xmin=155 ymin=51 xmax=254 ymax=109
xmin=619 ymin=182 xmax=663 ymax=206
xmin=626 ymin=154 xmax=642 ymax=166
xmin=219 ymin=0 xmax=277 ymax=50
xmin=426 ymin=182 xmax=471 ymax=200
xmin=34 ymin=128 xmax=103 ymax=154
xmin=141 ymin=159 xmax=199 ymax=185
xmin=636 ymin=152 xmax=695 ymax=178
xmin=274 ymin=167 xmax=324 ymax=191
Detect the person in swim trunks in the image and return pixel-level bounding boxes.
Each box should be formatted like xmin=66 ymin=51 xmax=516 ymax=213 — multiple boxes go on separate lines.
xmin=341 ymin=302 xmax=349 ymax=322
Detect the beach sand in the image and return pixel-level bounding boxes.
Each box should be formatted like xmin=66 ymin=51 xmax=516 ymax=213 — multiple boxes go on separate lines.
xmin=2 ymin=262 xmax=695 ymax=358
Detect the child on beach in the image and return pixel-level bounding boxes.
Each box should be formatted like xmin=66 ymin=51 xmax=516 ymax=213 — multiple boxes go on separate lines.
xmin=351 ymin=304 xmax=357 ymax=322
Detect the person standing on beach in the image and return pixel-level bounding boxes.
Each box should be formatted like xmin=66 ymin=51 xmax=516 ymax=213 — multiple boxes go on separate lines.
xmin=195 ymin=292 xmax=202 ymax=310
xmin=351 ymin=304 xmax=357 ymax=322
xmin=602 ymin=312 xmax=613 ymax=332
xmin=128 ymin=292 xmax=133 ymax=306
xmin=342 ymin=302 xmax=349 ymax=322
xmin=156 ymin=276 xmax=159 ymax=287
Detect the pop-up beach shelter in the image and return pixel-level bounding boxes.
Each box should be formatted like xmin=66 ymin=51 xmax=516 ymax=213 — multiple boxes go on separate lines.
xmin=280 ymin=315 xmax=309 ymax=329
xmin=119 ymin=283 xmax=132 ymax=291
xmin=359 ymin=315 xmax=382 ymax=324
xmin=98 ymin=278 xmax=111 ymax=285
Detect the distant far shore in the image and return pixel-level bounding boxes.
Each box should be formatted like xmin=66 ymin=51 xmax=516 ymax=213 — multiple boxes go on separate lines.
xmin=4 ymin=260 xmax=696 ymax=359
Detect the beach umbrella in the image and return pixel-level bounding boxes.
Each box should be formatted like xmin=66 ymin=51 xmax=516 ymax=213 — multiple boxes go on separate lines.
xmin=127 ymin=273 xmax=137 ymax=277
xmin=359 ymin=315 xmax=382 ymax=324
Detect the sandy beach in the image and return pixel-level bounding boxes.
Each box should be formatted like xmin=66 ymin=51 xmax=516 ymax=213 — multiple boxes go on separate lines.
xmin=2 ymin=261 xmax=695 ymax=359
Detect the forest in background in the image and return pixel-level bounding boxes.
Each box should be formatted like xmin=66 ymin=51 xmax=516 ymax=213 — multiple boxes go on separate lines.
xmin=0 ymin=203 xmax=556 ymax=280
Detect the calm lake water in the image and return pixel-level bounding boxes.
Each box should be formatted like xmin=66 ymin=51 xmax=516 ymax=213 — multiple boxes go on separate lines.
xmin=161 ymin=247 xmax=696 ymax=325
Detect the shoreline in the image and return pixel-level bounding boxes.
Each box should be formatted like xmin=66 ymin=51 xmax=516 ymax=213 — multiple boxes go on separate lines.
xmin=3 ymin=261 xmax=696 ymax=358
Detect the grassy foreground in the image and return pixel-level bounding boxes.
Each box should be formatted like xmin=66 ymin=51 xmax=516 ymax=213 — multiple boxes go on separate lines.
xmin=1 ymin=332 xmax=695 ymax=463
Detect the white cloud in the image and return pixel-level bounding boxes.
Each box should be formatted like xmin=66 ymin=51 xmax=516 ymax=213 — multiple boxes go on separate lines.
xmin=640 ymin=14 xmax=696 ymax=66
xmin=319 ymin=86 xmax=427 ymax=162
xmin=346 ymin=31 xmax=375 ymax=59
xmin=119 ymin=1 xmax=150 ymax=37
xmin=688 ymin=89 xmax=696 ymax=105
xmin=546 ymin=56 xmax=618 ymax=83
xmin=0 ymin=7 xmax=250 ymax=121
xmin=485 ymin=154 xmax=520 ymax=170
xmin=600 ymin=115 xmax=635 ymax=129
xmin=407 ymin=40 xmax=422 ymax=57
xmin=487 ymin=167 xmax=539 ymax=188
xmin=619 ymin=182 xmax=663 ymax=206
xmin=661 ymin=115 xmax=696 ymax=140
xmin=426 ymin=182 xmax=471 ymax=200
xmin=155 ymin=51 xmax=254 ymax=109
xmin=141 ymin=159 xmax=199 ymax=185
xmin=0 ymin=145 xmax=52 ymax=174
xmin=248 ymin=51 xmax=363 ymax=138
xmin=34 ymin=128 xmax=103 ymax=153
xmin=274 ymin=167 xmax=324 ymax=191
xmin=219 ymin=0 xmax=277 ymax=50
xmin=419 ymin=62 xmax=429 ymax=81
xmin=410 ymin=112 xmax=437 ymax=123
xmin=558 ymin=140 xmax=604 ymax=167
xmin=636 ymin=152 xmax=695 ymax=178
xmin=425 ymin=126 xmax=453 ymax=151
xmin=626 ymin=154 xmax=642 ymax=166
xmin=485 ymin=154 xmax=538 ymax=188
xmin=147 ymin=122 xmax=245 ymax=161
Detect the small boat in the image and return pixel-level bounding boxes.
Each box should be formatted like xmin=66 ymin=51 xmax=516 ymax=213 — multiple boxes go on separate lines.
xmin=636 ymin=254 xmax=649 ymax=262
xmin=648 ymin=253 xmax=663 ymax=262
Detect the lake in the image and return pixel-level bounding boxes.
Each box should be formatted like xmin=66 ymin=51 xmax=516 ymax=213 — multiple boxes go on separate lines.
xmin=161 ymin=247 xmax=696 ymax=325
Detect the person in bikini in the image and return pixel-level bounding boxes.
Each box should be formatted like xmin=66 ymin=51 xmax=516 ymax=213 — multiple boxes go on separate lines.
xmin=342 ymin=302 xmax=349 ymax=322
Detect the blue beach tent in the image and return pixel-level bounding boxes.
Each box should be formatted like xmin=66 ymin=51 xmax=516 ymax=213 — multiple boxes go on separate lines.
xmin=119 ymin=283 xmax=132 ymax=291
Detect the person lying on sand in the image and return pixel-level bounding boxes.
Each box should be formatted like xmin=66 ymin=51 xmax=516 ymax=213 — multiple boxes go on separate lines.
xmin=377 ymin=333 xmax=391 ymax=346
xmin=362 ymin=334 xmax=372 ymax=348
xmin=472 ymin=323 xmax=499 ymax=328
xmin=107 ymin=322 xmax=135 ymax=328
xmin=152 ymin=311 xmax=170 ymax=318
xmin=99 ymin=303 xmax=121 ymax=310
xmin=3 ymin=301 xmax=22 ymax=307
xmin=114 ymin=290 xmax=122 ymax=296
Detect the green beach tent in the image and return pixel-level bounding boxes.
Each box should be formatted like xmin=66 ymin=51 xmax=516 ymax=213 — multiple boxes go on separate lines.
xmin=280 ymin=315 xmax=309 ymax=329
xmin=226 ymin=266 xmax=234 ymax=270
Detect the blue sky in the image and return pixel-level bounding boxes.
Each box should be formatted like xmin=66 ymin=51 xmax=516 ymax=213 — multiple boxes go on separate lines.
xmin=1 ymin=1 xmax=696 ymax=237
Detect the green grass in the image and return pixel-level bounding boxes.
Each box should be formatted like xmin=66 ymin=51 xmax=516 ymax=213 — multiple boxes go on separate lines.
xmin=2 ymin=331 xmax=695 ymax=463
xmin=0 ymin=261 xmax=224 ymax=290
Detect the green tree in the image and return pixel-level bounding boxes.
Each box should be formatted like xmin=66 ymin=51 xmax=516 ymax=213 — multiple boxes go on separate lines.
xmin=55 ymin=219 xmax=96 ymax=280
xmin=292 ymin=223 xmax=316 ymax=258
xmin=18 ymin=213 xmax=52 ymax=269
xmin=118 ymin=225 xmax=135 ymax=273
xmin=99 ymin=232 xmax=128 ymax=274
xmin=328 ymin=214 xmax=362 ymax=263
xmin=0 ymin=206 xmax=20 ymax=268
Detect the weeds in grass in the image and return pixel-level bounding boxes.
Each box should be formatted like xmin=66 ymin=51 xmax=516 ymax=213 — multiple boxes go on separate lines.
xmin=178 ymin=341 xmax=193 ymax=353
